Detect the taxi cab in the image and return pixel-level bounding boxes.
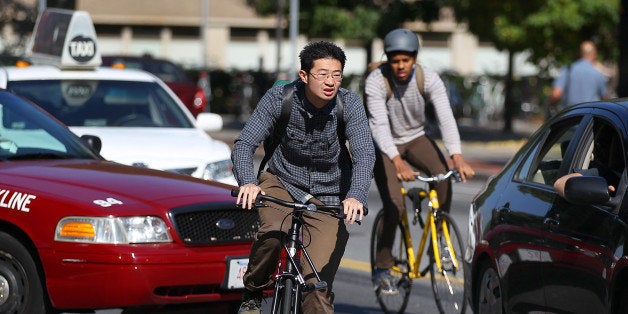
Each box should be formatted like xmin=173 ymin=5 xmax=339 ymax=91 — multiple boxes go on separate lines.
xmin=0 ymin=9 xmax=253 ymax=313
xmin=0 ymin=8 xmax=236 ymax=185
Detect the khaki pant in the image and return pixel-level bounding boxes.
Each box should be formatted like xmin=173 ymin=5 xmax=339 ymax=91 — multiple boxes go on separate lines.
xmin=373 ymin=135 xmax=451 ymax=269
xmin=243 ymin=172 xmax=349 ymax=314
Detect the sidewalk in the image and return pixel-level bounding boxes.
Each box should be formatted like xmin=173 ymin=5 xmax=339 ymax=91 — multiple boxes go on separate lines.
xmin=211 ymin=115 xmax=543 ymax=181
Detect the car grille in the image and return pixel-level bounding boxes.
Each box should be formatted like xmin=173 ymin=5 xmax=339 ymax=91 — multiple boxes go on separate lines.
xmin=170 ymin=202 xmax=259 ymax=245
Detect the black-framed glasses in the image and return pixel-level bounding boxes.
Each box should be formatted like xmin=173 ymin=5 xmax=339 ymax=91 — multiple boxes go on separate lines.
xmin=309 ymin=71 xmax=343 ymax=82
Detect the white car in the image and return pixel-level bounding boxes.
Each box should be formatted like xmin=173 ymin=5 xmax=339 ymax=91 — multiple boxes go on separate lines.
xmin=0 ymin=9 xmax=236 ymax=185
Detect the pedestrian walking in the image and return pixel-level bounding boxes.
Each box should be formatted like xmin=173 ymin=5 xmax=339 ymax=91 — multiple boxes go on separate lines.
xmin=549 ymin=41 xmax=609 ymax=114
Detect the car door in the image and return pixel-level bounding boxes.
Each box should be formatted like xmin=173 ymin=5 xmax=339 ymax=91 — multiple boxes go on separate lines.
xmin=542 ymin=114 xmax=627 ymax=313
xmin=493 ymin=116 xmax=585 ymax=312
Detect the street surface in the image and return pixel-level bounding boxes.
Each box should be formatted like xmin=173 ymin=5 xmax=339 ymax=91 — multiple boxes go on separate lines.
xmin=72 ymin=116 xmax=532 ymax=313
xmin=73 ymin=176 xmax=485 ymax=314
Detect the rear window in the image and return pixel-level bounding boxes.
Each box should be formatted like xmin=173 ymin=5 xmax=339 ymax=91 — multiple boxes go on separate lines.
xmin=8 ymin=80 xmax=194 ymax=128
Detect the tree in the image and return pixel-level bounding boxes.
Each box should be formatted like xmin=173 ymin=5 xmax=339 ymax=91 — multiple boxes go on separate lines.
xmin=0 ymin=0 xmax=38 ymax=56
xmin=245 ymin=0 xmax=441 ymax=70
xmin=447 ymin=0 xmax=618 ymax=131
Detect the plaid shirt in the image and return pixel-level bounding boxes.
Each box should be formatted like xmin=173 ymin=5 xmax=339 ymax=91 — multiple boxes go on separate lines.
xmin=231 ymin=81 xmax=375 ymax=205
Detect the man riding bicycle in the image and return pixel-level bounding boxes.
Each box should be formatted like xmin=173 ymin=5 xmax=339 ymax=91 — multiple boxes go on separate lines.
xmin=364 ymin=28 xmax=475 ymax=295
xmin=232 ymin=41 xmax=375 ymax=314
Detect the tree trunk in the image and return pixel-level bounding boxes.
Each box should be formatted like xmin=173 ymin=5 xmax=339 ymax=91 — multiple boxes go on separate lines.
xmin=619 ymin=0 xmax=628 ymax=97
xmin=502 ymin=50 xmax=515 ymax=132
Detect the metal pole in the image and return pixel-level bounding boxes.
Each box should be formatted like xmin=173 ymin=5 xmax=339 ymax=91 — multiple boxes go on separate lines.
xmin=276 ymin=0 xmax=285 ymax=78
xmin=289 ymin=0 xmax=299 ymax=81
xmin=201 ymin=0 xmax=209 ymax=69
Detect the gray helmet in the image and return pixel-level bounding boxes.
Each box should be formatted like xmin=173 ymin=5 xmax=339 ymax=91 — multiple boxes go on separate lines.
xmin=384 ymin=29 xmax=420 ymax=55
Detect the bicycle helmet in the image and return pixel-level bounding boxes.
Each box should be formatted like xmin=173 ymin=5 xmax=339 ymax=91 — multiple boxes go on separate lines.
xmin=384 ymin=29 xmax=420 ymax=55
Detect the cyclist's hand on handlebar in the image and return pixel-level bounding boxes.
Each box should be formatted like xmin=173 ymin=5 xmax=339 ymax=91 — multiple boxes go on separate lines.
xmin=451 ymin=154 xmax=475 ymax=182
xmin=342 ymin=198 xmax=364 ymax=225
xmin=392 ymin=156 xmax=416 ymax=182
xmin=236 ymin=183 xmax=265 ymax=210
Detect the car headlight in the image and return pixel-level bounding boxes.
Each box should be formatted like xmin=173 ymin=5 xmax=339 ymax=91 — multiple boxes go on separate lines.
xmin=55 ymin=216 xmax=172 ymax=244
xmin=202 ymin=159 xmax=233 ymax=181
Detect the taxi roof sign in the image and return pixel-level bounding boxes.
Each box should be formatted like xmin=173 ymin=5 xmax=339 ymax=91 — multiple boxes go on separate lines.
xmin=28 ymin=8 xmax=101 ymax=69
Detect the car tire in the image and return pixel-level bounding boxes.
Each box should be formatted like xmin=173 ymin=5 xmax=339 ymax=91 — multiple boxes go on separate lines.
xmin=616 ymin=284 xmax=628 ymax=314
xmin=475 ymin=260 xmax=503 ymax=314
xmin=0 ymin=231 xmax=46 ymax=314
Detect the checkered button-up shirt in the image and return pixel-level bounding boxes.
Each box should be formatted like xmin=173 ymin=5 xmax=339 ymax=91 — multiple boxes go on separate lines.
xmin=231 ymin=81 xmax=375 ymax=206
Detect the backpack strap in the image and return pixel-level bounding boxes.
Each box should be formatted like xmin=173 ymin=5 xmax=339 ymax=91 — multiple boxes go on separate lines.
xmin=258 ymin=83 xmax=347 ymax=178
xmin=258 ymin=81 xmax=294 ymax=178
xmin=335 ymin=93 xmax=346 ymax=145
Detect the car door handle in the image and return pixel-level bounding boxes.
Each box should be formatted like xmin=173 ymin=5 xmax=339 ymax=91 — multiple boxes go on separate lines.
xmin=543 ymin=217 xmax=559 ymax=225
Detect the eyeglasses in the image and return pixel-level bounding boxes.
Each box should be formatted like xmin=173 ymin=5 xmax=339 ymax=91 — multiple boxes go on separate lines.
xmin=309 ymin=71 xmax=343 ymax=82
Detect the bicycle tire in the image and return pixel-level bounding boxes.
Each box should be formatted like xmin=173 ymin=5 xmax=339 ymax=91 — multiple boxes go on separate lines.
xmin=281 ymin=278 xmax=294 ymax=314
xmin=429 ymin=212 xmax=466 ymax=313
xmin=370 ymin=209 xmax=412 ymax=313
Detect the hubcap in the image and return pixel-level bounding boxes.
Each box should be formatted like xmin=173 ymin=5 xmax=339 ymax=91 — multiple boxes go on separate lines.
xmin=0 ymin=274 xmax=8 ymax=305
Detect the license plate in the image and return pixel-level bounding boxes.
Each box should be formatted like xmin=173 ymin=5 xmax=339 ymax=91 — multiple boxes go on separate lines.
xmin=224 ymin=257 xmax=248 ymax=289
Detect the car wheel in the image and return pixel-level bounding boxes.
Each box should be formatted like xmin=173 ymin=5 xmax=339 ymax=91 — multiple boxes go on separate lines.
xmin=0 ymin=231 xmax=46 ymax=313
xmin=616 ymin=285 xmax=628 ymax=314
xmin=475 ymin=261 xmax=502 ymax=314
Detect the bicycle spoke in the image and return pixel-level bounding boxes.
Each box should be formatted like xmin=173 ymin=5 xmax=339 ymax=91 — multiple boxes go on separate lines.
xmin=371 ymin=210 xmax=412 ymax=313
xmin=430 ymin=213 xmax=466 ymax=313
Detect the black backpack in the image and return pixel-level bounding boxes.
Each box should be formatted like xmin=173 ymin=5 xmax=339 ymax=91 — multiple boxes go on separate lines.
xmin=257 ymin=81 xmax=346 ymax=178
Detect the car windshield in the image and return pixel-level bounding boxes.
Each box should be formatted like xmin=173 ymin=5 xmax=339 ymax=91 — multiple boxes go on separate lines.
xmin=8 ymin=80 xmax=194 ymax=128
xmin=0 ymin=92 xmax=100 ymax=161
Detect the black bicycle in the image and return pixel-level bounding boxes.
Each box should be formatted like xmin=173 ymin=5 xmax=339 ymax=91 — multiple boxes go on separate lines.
xmin=231 ymin=189 xmax=358 ymax=314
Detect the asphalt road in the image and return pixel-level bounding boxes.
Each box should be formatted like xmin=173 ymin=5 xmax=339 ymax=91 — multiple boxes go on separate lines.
xmin=71 ymin=177 xmax=484 ymax=314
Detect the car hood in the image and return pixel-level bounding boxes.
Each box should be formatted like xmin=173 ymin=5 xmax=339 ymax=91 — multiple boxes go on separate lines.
xmin=70 ymin=127 xmax=231 ymax=170
xmin=1 ymin=159 xmax=234 ymax=212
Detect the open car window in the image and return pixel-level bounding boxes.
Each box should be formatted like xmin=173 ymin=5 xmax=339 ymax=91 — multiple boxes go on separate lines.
xmin=574 ymin=117 xmax=625 ymax=198
xmin=516 ymin=117 xmax=583 ymax=186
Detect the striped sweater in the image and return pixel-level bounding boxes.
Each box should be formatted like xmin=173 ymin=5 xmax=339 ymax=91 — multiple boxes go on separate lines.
xmin=364 ymin=64 xmax=462 ymax=160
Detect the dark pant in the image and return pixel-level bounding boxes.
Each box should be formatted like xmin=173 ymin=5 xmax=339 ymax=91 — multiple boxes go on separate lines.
xmin=242 ymin=172 xmax=349 ymax=314
xmin=373 ymin=135 xmax=451 ymax=269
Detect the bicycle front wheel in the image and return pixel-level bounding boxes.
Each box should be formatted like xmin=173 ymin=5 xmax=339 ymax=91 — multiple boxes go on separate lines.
xmin=370 ymin=209 xmax=412 ymax=313
xmin=272 ymin=276 xmax=295 ymax=314
xmin=429 ymin=212 xmax=466 ymax=313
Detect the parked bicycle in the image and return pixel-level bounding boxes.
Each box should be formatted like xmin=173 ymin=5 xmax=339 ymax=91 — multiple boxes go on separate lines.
xmin=231 ymin=189 xmax=357 ymax=314
xmin=370 ymin=169 xmax=466 ymax=313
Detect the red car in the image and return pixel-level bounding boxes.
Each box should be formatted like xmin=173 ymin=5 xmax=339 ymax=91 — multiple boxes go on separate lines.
xmin=0 ymin=87 xmax=255 ymax=313
xmin=101 ymin=55 xmax=207 ymax=117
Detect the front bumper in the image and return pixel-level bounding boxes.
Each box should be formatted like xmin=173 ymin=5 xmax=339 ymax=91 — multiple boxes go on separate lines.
xmin=41 ymin=242 xmax=251 ymax=310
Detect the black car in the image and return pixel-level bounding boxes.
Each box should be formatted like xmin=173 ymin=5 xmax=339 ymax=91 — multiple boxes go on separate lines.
xmin=465 ymin=100 xmax=628 ymax=313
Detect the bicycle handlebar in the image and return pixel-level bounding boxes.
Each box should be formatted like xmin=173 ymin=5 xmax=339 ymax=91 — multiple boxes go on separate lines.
xmin=231 ymin=189 xmax=361 ymax=224
xmin=414 ymin=169 xmax=462 ymax=183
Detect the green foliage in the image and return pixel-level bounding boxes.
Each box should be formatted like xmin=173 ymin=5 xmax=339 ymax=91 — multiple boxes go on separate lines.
xmin=246 ymin=0 xmax=441 ymax=47
xmin=0 ymin=0 xmax=38 ymax=55
xmin=448 ymin=0 xmax=619 ymax=73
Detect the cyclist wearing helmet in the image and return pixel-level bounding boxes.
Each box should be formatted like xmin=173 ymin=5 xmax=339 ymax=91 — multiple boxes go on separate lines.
xmin=365 ymin=28 xmax=475 ymax=294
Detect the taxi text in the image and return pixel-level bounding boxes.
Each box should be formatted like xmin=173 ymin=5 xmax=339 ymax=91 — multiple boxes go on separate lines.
xmin=0 ymin=189 xmax=36 ymax=212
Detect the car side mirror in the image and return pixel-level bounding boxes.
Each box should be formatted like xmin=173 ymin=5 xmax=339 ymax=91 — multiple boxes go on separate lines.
xmin=196 ymin=112 xmax=223 ymax=132
xmin=563 ymin=176 xmax=610 ymax=205
xmin=80 ymin=134 xmax=102 ymax=154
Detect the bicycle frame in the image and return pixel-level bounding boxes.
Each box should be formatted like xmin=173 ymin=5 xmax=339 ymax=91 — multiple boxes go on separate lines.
xmin=271 ymin=210 xmax=327 ymax=314
xmin=395 ymin=186 xmax=460 ymax=279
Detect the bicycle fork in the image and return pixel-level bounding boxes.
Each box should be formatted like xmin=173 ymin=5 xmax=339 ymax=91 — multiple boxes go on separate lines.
xmin=272 ymin=213 xmax=327 ymax=313
xmin=425 ymin=190 xmax=459 ymax=273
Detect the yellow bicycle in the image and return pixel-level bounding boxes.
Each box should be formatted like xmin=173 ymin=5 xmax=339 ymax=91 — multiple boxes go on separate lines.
xmin=370 ymin=169 xmax=466 ymax=313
